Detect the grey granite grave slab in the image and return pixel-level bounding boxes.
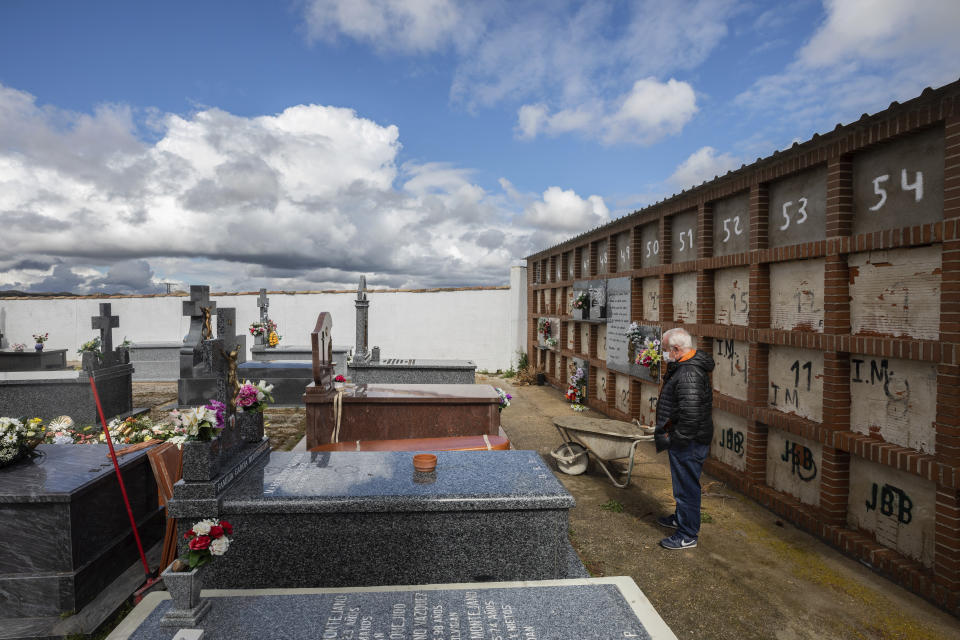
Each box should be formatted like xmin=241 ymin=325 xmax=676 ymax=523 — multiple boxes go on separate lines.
xmin=252 ymin=344 xmax=350 ymax=377
xmin=168 ymin=450 xmax=577 ymax=589
xmin=587 ymin=279 xmax=607 ymax=321
xmin=237 ymin=360 xmax=315 ymax=406
xmin=0 ymin=445 xmax=164 ymax=639
xmin=129 ymin=341 xmax=181 ymax=381
xmin=107 ymin=577 xmax=678 ymax=640
xmin=0 ymin=349 xmax=68 ymax=372
xmin=348 ymin=358 xmax=476 ymax=384
xmin=0 ymin=363 xmax=134 ymax=423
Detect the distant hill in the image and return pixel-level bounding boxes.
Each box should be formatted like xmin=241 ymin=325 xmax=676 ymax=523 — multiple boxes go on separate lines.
xmin=0 ymin=290 xmax=78 ymax=297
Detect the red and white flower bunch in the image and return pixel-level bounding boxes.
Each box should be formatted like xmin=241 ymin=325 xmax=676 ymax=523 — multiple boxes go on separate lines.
xmin=182 ymin=518 xmax=234 ymax=569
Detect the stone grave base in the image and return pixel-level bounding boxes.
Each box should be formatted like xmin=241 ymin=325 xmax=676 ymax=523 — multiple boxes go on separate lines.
xmin=348 ymin=358 xmax=476 ymax=384
xmin=106 ymin=578 xmax=678 ymax=640
xmin=169 ymin=450 xmax=575 ymax=589
xmin=129 ymin=342 xmax=181 ymax=381
xmin=304 ymin=383 xmax=500 ymax=449
xmin=0 ymin=364 xmax=135 ymax=423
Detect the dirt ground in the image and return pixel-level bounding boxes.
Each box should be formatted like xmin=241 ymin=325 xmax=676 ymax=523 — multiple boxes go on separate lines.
xmin=134 ymin=380 xmax=960 ymax=639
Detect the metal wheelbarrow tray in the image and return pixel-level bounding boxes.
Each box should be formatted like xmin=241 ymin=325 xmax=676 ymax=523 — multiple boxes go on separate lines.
xmin=550 ymin=415 xmax=654 ymax=488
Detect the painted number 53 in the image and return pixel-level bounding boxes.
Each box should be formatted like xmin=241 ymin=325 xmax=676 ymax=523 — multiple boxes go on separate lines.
xmin=779 ymin=197 xmax=808 ymax=231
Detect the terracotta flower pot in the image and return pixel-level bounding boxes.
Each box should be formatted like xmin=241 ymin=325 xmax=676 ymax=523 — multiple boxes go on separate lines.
xmin=413 ymin=454 xmax=437 ymax=472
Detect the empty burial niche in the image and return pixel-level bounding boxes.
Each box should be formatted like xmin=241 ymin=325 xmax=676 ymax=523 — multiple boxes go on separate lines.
xmin=848 ymin=246 xmax=941 ymax=341
xmin=768 ymin=346 xmax=824 ymax=422
xmin=671 ymin=209 xmax=698 ymax=264
xmin=770 ymin=259 xmax=824 ymax=333
xmin=847 ymin=456 xmax=936 ymax=568
xmin=712 ymin=191 xmax=749 ymax=257
xmin=642 ymin=277 xmax=659 ymax=322
xmin=714 ymin=266 xmax=749 ymax=326
xmin=710 ymin=409 xmax=747 ymax=472
xmin=595 ymin=368 xmax=608 ymax=402
xmin=636 ymin=381 xmax=659 ymax=426
xmin=713 ymin=339 xmax=748 ymax=401
xmin=851 ymin=126 xmax=944 ymax=236
xmin=849 ymin=355 xmax=937 ymax=454
xmin=672 ymin=272 xmax=697 ymax=324
xmin=597 ymin=324 xmax=607 ymax=361
xmin=767 ymin=165 xmax=828 ymax=249
xmin=766 ymin=427 xmax=822 ymax=507
xmin=615 ymin=372 xmax=630 ymax=414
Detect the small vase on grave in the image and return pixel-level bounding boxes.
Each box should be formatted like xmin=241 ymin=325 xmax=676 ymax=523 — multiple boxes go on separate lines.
xmin=181 ymin=439 xmax=222 ymax=482
xmin=34 ymin=343 xmax=43 ymax=352
xmin=160 ymin=561 xmax=211 ymax=627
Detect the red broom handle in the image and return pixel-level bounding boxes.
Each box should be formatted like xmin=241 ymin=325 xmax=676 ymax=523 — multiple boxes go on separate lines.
xmin=90 ymin=375 xmax=152 ymax=576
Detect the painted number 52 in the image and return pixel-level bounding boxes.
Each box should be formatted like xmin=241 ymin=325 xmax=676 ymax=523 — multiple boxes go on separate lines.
xmin=779 ymin=197 xmax=808 ymax=231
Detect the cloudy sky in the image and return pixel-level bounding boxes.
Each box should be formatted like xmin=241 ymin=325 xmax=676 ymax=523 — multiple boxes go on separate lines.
xmin=1 ymin=0 xmax=958 ymax=293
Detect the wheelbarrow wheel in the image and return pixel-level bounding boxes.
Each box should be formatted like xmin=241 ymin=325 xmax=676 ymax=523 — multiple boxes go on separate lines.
xmin=551 ymin=442 xmax=588 ymax=475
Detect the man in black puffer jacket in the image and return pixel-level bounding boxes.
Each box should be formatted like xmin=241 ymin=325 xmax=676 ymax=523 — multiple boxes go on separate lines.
xmin=653 ymin=328 xmax=715 ymax=550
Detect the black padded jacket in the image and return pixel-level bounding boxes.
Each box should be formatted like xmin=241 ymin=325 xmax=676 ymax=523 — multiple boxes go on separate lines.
xmin=654 ymin=350 xmax=715 ymax=452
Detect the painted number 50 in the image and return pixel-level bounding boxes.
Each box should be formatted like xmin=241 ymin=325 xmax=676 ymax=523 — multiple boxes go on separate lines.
xmin=779 ymin=197 xmax=808 ymax=231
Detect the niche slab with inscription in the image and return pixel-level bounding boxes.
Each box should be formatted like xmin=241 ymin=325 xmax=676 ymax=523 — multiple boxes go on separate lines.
xmin=106 ymin=577 xmax=678 ymax=640
xmin=587 ymin=279 xmax=607 ymax=320
xmin=186 ymin=450 xmax=579 ymax=589
xmin=604 ymin=277 xmax=632 ymax=375
xmin=711 ymin=410 xmax=747 ymax=472
xmin=847 ymin=456 xmax=936 ymax=568
xmin=714 ymin=267 xmax=749 ymax=326
xmin=768 ymin=347 xmax=824 ymax=422
xmin=642 ymin=277 xmax=660 ymax=322
xmin=770 ymin=259 xmax=824 ymax=332
xmin=849 ymin=355 xmax=937 ymax=454
xmin=713 ymin=339 xmax=748 ymax=401
xmin=672 ymin=272 xmax=697 ymax=324
xmin=766 ymin=428 xmax=822 ymax=507
xmin=848 ymin=246 xmax=941 ymax=340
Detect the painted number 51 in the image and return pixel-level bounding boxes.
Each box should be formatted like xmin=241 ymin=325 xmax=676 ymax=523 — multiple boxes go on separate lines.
xmin=779 ymin=197 xmax=808 ymax=231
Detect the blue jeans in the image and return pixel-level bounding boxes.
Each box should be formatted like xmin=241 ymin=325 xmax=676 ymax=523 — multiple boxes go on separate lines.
xmin=668 ymin=441 xmax=709 ymax=540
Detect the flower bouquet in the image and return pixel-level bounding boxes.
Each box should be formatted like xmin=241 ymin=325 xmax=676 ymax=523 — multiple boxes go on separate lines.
xmin=0 ymin=416 xmax=46 ymax=468
xmin=104 ymin=415 xmax=181 ymax=445
xmin=537 ymin=318 xmax=552 ymax=339
xmin=546 ymin=337 xmax=558 ymax=348
xmin=12 ymin=343 xmax=25 ymax=352
xmin=496 ymin=387 xmax=512 ymax=412
xmin=77 ymin=336 xmax=102 ymax=357
xmin=181 ymin=518 xmax=234 ymax=569
xmin=267 ymin=330 xmax=281 ymax=347
xmin=572 ymin=292 xmax=589 ymax=310
xmin=168 ymin=402 xmax=224 ymax=444
xmin=248 ymin=320 xmax=277 ymax=338
xmin=565 ymin=367 xmax=586 ymax=405
xmin=32 ymin=332 xmax=49 ymax=343
xmin=635 ymin=338 xmax=662 ymax=379
xmin=334 ymin=374 xmax=346 ymax=383
xmin=235 ymin=380 xmax=275 ymax=413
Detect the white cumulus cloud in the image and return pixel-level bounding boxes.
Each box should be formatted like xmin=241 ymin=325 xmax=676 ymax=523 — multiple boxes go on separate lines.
xmin=668 ymin=146 xmax=741 ymax=191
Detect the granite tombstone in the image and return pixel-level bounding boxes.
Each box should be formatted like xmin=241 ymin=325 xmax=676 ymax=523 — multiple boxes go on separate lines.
xmin=107 ymin=577 xmax=677 ymax=640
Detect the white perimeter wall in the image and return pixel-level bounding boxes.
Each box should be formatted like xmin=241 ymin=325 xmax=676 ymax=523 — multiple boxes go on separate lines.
xmin=0 ymin=266 xmax=529 ymax=372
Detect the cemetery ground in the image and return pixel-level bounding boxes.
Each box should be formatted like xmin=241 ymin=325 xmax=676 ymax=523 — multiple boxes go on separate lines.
xmin=130 ymin=380 xmax=960 ymax=640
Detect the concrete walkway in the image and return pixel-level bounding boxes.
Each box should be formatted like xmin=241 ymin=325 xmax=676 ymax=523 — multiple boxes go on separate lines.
xmin=485 ymin=374 xmax=960 ymax=640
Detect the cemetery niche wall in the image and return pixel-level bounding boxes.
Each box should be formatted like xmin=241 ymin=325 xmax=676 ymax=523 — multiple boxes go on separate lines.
xmin=525 ymin=80 xmax=960 ymax=615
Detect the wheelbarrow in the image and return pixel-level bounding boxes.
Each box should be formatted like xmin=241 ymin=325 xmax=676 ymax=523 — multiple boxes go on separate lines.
xmin=550 ymin=415 xmax=654 ymax=488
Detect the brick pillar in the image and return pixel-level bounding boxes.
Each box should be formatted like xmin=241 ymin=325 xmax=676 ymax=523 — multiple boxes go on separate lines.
xmin=934 ymin=486 xmax=960 ymax=602
xmin=573 ymin=247 xmax=582 ymax=279
xmin=631 ymin=277 xmax=643 ymax=322
xmin=697 ymin=270 xmax=715 ymax=327
xmin=939 ymin=112 xmax=960 ymax=469
xmin=749 ymin=183 xmax=769 ymax=252
xmin=589 ymin=241 xmax=599 ymax=277
xmin=631 ymin=225 xmax=642 ymax=270
xmin=745 ymin=342 xmax=770 ymax=484
xmin=698 ymin=202 xmax=714 ymax=259
xmin=607 ymin=235 xmax=618 ymax=274
xmin=607 ymin=371 xmax=617 ymax=411
xmin=819 ymin=446 xmax=851 ymax=528
xmin=826 ymin=156 xmax=854 ymax=238
xmin=589 ymin=325 xmax=598 ymax=359
xmin=660 ymin=277 xmax=674 ymax=325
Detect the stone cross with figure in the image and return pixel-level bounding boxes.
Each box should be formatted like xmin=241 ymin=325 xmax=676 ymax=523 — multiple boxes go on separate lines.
xmin=91 ymin=303 xmax=119 ymax=367
xmin=182 ymin=285 xmax=217 ymax=350
xmin=194 ymin=306 xmax=251 ymax=452
xmin=257 ymin=288 xmax=269 ymax=324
